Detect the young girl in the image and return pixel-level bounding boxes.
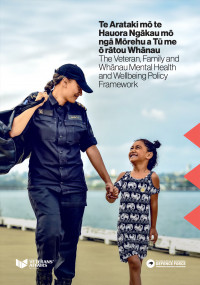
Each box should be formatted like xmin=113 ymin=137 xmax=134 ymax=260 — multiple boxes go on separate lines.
xmin=107 ymin=139 xmax=161 ymax=285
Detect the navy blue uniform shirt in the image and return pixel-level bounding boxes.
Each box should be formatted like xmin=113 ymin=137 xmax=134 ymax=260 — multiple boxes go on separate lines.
xmin=21 ymin=92 xmax=97 ymax=193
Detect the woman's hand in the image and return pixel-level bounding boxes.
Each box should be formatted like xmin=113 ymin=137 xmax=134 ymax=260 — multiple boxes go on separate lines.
xmin=35 ymin=92 xmax=49 ymax=107
xmin=105 ymin=182 xmax=114 ymax=197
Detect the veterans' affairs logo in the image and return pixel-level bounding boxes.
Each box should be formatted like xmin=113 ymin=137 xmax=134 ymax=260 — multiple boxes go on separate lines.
xmin=146 ymin=259 xmax=155 ymax=268
xmin=16 ymin=259 xmax=28 ymax=269
xmin=16 ymin=258 xmax=54 ymax=269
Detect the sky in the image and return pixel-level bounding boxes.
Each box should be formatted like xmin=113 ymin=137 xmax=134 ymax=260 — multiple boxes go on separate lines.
xmin=0 ymin=0 xmax=200 ymax=175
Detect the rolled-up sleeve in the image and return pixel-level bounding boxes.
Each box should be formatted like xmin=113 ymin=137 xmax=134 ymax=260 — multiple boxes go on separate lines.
xmin=80 ymin=113 xmax=97 ymax=152
xmin=13 ymin=95 xmax=35 ymax=135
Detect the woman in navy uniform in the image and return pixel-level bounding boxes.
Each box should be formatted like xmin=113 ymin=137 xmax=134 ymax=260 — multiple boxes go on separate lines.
xmin=10 ymin=64 xmax=115 ymax=285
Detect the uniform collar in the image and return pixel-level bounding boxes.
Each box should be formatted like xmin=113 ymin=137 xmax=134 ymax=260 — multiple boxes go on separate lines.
xmin=49 ymin=92 xmax=70 ymax=111
xmin=49 ymin=92 xmax=58 ymax=106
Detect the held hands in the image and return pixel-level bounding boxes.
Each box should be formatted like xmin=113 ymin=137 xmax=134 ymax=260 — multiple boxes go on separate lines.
xmin=149 ymin=227 xmax=158 ymax=244
xmin=105 ymin=183 xmax=119 ymax=203
xmin=35 ymin=92 xmax=49 ymax=107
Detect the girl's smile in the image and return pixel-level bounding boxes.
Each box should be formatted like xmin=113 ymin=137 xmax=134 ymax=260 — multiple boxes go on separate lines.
xmin=129 ymin=140 xmax=148 ymax=163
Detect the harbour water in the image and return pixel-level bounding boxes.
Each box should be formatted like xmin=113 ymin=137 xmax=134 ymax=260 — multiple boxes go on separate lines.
xmin=0 ymin=190 xmax=199 ymax=238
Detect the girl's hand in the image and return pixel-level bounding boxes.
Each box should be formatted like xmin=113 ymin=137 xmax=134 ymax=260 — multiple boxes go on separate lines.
xmin=113 ymin=186 xmax=120 ymax=198
xmin=149 ymin=227 xmax=158 ymax=244
xmin=105 ymin=192 xmax=117 ymax=203
xmin=105 ymin=186 xmax=119 ymax=203
xmin=35 ymin=92 xmax=49 ymax=107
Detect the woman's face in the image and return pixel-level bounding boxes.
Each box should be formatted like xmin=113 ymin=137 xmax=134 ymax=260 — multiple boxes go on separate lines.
xmin=63 ymin=78 xmax=82 ymax=103
xmin=129 ymin=140 xmax=150 ymax=164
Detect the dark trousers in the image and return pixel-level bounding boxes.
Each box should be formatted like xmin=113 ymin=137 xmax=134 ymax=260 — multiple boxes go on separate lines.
xmin=28 ymin=188 xmax=86 ymax=279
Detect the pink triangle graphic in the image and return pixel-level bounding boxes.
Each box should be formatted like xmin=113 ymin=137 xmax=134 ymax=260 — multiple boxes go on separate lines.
xmin=184 ymin=123 xmax=200 ymax=148
xmin=184 ymin=206 xmax=200 ymax=230
xmin=184 ymin=164 xmax=200 ymax=189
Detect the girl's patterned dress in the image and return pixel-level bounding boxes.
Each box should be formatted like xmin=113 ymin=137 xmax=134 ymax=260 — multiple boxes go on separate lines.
xmin=114 ymin=171 xmax=160 ymax=262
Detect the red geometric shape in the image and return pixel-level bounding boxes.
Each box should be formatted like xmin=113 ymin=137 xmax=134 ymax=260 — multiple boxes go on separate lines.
xmin=184 ymin=123 xmax=200 ymax=148
xmin=184 ymin=164 xmax=200 ymax=189
xmin=184 ymin=205 xmax=200 ymax=230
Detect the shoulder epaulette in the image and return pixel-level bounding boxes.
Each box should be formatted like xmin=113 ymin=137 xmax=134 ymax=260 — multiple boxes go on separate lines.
xmin=76 ymin=102 xmax=87 ymax=111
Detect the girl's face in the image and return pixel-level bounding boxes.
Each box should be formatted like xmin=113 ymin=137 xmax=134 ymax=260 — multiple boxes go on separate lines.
xmin=129 ymin=140 xmax=152 ymax=164
xmin=62 ymin=78 xmax=82 ymax=103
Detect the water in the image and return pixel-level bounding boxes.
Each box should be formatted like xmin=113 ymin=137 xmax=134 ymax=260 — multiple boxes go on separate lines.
xmin=0 ymin=190 xmax=199 ymax=238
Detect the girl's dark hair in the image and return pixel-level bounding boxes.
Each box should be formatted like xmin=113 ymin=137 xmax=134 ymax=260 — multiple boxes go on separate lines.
xmin=44 ymin=73 xmax=65 ymax=94
xmin=135 ymin=139 xmax=161 ymax=170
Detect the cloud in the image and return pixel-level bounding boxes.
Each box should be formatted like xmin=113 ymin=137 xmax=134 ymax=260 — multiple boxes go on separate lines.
xmin=141 ymin=108 xmax=165 ymax=120
xmin=1 ymin=0 xmax=200 ymax=173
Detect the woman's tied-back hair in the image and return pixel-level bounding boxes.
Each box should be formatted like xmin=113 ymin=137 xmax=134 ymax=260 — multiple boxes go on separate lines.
xmin=44 ymin=72 xmax=65 ymax=94
xmin=135 ymin=139 xmax=161 ymax=170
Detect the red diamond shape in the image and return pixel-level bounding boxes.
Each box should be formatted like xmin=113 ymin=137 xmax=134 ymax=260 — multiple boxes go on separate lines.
xmin=184 ymin=206 xmax=200 ymax=230
xmin=184 ymin=164 xmax=200 ymax=189
xmin=184 ymin=123 xmax=200 ymax=148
